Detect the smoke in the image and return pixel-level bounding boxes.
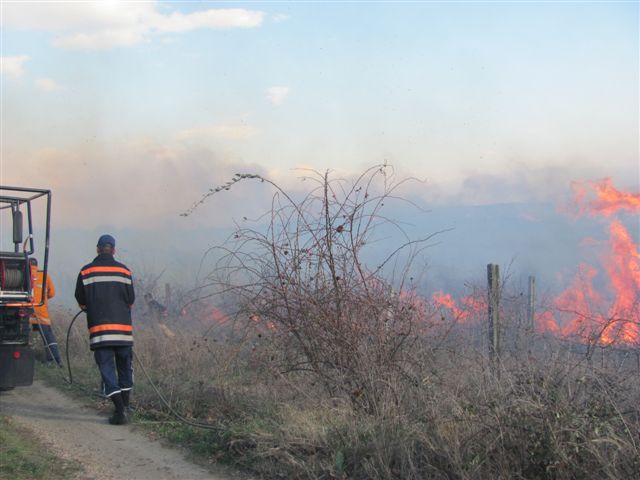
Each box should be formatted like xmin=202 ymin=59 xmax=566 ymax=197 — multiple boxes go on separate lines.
xmin=3 ymin=141 xmax=272 ymax=229
xmin=4 ymin=141 xmax=637 ymax=320
xmin=395 ymin=160 xmax=634 ymax=208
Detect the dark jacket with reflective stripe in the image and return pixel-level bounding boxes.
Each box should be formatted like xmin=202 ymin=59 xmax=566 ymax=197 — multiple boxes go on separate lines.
xmin=74 ymin=253 xmax=135 ymax=350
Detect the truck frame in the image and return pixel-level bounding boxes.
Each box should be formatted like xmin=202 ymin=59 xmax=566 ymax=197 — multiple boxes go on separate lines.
xmin=0 ymin=186 xmax=51 ymax=389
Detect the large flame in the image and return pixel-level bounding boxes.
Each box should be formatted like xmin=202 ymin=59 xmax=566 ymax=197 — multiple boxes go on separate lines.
xmin=555 ymin=264 xmax=605 ymax=341
xmin=534 ymin=310 xmax=560 ymax=334
xmin=571 ymin=177 xmax=640 ymax=217
xmin=601 ymin=220 xmax=640 ymax=344
xmin=430 ymin=178 xmax=638 ymax=346
xmin=537 ymin=179 xmax=640 ymax=345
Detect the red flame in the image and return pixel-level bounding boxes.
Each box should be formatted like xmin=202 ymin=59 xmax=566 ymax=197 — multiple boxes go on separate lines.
xmin=432 ymin=291 xmax=466 ymax=320
xmin=605 ymin=220 xmax=640 ymax=314
xmin=431 ymin=291 xmax=486 ymax=323
xmin=430 ymin=179 xmax=638 ymax=347
xmin=536 ymin=179 xmax=640 ymax=345
xmin=534 ymin=310 xmax=560 ymax=334
xmin=571 ymin=177 xmax=640 ymax=217
xmin=555 ymin=264 xmax=605 ymax=341
xmin=461 ymin=294 xmax=487 ymax=318
xmin=209 ymin=307 xmax=229 ymax=324
xmin=601 ymin=220 xmax=640 ymax=344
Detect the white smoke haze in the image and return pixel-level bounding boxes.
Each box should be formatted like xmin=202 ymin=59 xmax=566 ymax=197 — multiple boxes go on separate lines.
xmin=2 ymin=142 xmax=271 ymax=229
xmin=176 ymin=125 xmax=259 ymax=142
xmin=377 ymin=158 xmax=634 ymax=209
xmin=266 ymin=86 xmax=290 ymax=106
xmin=2 ymin=131 xmax=637 ymax=310
xmin=34 ymin=78 xmax=61 ymax=92
xmin=5 ymin=133 xmax=633 ymax=232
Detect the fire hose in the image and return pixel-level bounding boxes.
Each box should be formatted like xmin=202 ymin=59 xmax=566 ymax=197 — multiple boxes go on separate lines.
xmin=45 ymin=310 xmax=222 ymax=431
xmin=0 ymin=262 xmax=25 ymax=289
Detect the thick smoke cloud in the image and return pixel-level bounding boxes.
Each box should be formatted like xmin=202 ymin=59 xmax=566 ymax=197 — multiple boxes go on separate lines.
xmin=4 ymin=141 xmax=272 ymax=229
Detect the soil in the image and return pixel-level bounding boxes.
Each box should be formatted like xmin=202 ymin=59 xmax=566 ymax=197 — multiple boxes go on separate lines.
xmin=0 ymin=380 xmax=249 ymax=480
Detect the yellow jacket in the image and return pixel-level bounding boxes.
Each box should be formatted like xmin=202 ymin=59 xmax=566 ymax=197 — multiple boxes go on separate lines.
xmin=30 ymin=267 xmax=56 ymax=325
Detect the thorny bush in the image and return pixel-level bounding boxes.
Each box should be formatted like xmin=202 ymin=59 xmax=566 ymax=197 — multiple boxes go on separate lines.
xmin=188 ymin=165 xmax=442 ymax=412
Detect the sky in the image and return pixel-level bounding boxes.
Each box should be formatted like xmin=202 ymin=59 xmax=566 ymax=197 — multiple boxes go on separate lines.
xmin=0 ymin=1 xmax=638 ymax=303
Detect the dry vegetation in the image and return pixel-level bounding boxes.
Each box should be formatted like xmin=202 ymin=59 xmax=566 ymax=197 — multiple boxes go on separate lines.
xmin=52 ymin=166 xmax=639 ymax=479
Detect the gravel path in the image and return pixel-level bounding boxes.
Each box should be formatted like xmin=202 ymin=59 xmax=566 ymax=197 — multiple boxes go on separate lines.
xmin=0 ymin=381 xmax=246 ymax=480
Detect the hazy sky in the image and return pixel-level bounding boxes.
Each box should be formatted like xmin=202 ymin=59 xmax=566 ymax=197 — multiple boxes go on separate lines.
xmin=2 ymin=1 xmax=637 ymax=229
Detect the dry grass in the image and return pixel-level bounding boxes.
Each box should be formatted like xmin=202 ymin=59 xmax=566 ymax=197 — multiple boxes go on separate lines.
xmin=50 ymin=307 xmax=640 ymax=480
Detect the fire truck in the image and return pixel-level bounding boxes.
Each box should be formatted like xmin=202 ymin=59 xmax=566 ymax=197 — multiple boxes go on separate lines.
xmin=0 ymin=186 xmax=51 ymax=390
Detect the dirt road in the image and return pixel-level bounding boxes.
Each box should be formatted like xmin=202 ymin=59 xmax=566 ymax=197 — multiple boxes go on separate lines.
xmin=0 ymin=381 xmax=245 ymax=480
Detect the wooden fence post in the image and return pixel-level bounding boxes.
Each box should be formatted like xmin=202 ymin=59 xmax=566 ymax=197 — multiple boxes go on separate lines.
xmin=487 ymin=264 xmax=501 ymax=369
xmin=165 ymin=283 xmax=171 ymax=310
xmin=527 ymin=275 xmax=536 ymax=332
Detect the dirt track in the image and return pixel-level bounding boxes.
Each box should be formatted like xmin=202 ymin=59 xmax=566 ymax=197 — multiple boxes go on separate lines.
xmin=0 ymin=380 xmax=244 ymax=480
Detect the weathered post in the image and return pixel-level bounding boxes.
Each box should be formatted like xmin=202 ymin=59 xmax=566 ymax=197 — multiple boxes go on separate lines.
xmin=165 ymin=283 xmax=171 ymax=311
xmin=487 ymin=264 xmax=501 ymax=369
xmin=527 ymin=275 xmax=536 ymax=331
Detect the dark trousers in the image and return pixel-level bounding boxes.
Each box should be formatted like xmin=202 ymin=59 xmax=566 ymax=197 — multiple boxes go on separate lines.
xmin=94 ymin=346 xmax=133 ymax=397
xmin=33 ymin=324 xmax=62 ymax=365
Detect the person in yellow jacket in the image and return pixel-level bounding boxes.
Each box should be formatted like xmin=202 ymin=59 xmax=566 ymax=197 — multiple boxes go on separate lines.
xmin=29 ymin=258 xmax=62 ymax=366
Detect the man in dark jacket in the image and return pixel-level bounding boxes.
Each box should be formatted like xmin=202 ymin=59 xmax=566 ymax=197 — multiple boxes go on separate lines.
xmin=75 ymin=234 xmax=135 ymax=425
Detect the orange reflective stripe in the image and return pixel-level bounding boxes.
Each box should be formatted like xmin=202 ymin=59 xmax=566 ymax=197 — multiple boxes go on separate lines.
xmin=81 ymin=266 xmax=132 ymax=276
xmin=88 ymin=324 xmax=133 ymax=334
xmin=30 ymin=317 xmax=51 ymax=325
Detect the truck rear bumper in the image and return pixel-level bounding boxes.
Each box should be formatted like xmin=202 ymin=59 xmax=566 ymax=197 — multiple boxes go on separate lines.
xmin=0 ymin=345 xmax=34 ymax=388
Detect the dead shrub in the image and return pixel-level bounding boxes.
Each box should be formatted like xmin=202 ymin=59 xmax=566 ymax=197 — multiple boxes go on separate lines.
xmin=191 ymin=165 xmax=441 ymax=412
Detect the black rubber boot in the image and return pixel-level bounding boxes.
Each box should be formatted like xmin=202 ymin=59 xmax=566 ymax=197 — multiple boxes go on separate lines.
xmin=121 ymin=390 xmax=131 ymax=412
xmin=108 ymin=393 xmax=129 ymax=425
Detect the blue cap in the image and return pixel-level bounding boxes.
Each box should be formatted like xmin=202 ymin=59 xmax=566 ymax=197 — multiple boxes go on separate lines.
xmin=97 ymin=234 xmax=116 ymax=248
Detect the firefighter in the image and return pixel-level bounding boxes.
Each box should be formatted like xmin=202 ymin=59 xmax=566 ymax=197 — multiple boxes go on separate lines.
xmin=29 ymin=258 xmax=62 ymax=366
xmin=75 ymin=234 xmax=135 ymax=425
